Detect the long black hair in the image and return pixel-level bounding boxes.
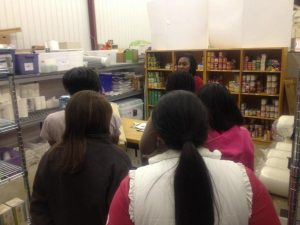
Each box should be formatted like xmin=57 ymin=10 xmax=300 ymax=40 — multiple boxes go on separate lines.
xmin=152 ymin=90 xmax=216 ymax=225
xmin=198 ymin=83 xmax=243 ymax=132
xmin=166 ymin=71 xmax=195 ymax=93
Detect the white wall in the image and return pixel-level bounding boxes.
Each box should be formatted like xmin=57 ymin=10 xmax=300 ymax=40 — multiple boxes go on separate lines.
xmin=95 ymin=0 xmax=151 ymax=49
xmin=0 ymin=0 xmax=91 ymax=50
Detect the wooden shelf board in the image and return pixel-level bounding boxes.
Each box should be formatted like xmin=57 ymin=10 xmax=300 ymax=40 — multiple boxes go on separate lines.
xmin=230 ymin=92 xmax=240 ymax=95
xmin=148 ymin=87 xmax=166 ymax=90
xmin=146 ymin=50 xmax=173 ymax=53
xmin=196 ymin=69 xmax=203 ymax=72
xmin=243 ymin=115 xmax=277 ymax=120
xmin=241 ymin=93 xmax=279 ymax=97
xmin=147 ymin=68 xmax=173 ymax=72
xmin=242 ymin=70 xmax=281 ymax=73
xmin=207 ymin=70 xmax=240 ymax=73
xmin=252 ymin=137 xmax=272 ymax=144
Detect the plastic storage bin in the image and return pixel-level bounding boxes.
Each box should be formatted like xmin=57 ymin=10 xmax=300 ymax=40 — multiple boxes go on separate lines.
xmin=15 ymin=53 xmax=39 ymax=75
xmin=100 ymin=73 xmax=113 ymax=93
xmin=0 ymin=147 xmax=21 ymax=167
xmin=0 ymin=49 xmax=15 ymax=76
xmin=116 ymin=98 xmax=143 ymax=119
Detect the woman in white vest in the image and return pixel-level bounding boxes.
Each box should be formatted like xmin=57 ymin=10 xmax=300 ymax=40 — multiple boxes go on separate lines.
xmin=107 ymin=90 xmax=280 ymax=225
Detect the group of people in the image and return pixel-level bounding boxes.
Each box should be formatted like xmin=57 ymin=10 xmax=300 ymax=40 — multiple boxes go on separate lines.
xmin=30 ymin=54 xmax=280 ymax=225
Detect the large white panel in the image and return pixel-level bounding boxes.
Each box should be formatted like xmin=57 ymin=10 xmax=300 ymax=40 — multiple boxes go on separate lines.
xmin=95 ymin=0 xmax=151 ymax=49
xmin=209 ymin=0 xmax=293 ymax=48
xmin=208 ymin=0 xmax=244 ymax=48
xmin=242 ymin=0 xmax=293 ymax=48
xmin=0 ymin=0 xmax=91 ymax=50
xmin=147 ymin=0 xmax=208 ymax=50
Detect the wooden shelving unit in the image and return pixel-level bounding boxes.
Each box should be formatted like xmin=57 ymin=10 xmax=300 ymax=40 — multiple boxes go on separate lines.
xmin=145 ymin=47 xmax=287 ymax=143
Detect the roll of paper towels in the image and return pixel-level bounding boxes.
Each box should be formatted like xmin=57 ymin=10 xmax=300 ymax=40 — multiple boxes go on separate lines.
xmin=259 ymin=166 xmax=289 ymax=197
xmin=275 ymin=142 xmax=293 ymax=152
xmin=267 ymin=149 xmax=291 ymax=160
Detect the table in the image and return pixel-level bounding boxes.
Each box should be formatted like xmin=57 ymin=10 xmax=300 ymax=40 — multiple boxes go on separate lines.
xmin=121 ymin=117 xmax=146 ymax=145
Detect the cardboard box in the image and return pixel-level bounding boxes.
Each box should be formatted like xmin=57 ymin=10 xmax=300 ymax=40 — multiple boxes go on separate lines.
xmin=59 ymin=42 xmax=81 ymax=49
xmin=5 ymin=198 xmax=27 ymax=225
xmin=117 ymin=50 xmax=126 ymax=63
xmin=0 ymin=27 xmax=21 ymax=45
xmin=0 ymin=35 xmax=10 ymax=45
xmin=0 ymin=204 xmax=15 ymax=225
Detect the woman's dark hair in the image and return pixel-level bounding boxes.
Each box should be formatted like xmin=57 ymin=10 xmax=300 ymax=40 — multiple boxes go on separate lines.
xmin=176 ymin=53 xmax=197 ymax=75
xmin=152 ymin=90 xmax=216 ymax=225
xmin=198 ymin=83 xmax=243 ymax=132
xmin=52 ymin=90 xmax=112 ymax=173
xmin=62 ymin=67 xmax=101 ymax=95
xmin=166 ymin=72 xmax=195 ymax=93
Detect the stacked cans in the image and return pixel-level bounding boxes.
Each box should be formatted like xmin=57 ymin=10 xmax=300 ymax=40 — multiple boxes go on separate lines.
xmin=147 ymin=54 xmax=160 ymax=69
xmin=242 ymin=74 xmax=263 ymax=93
xmin=244 ymin=54 xmax=266 ymax=71
xmin=207 ymin=52 xmax=236 ymax=70
xmin=241 ymin=98 xmax=279 ymax=119
xmin=261 ymin=98 xmax=279 ymax=118
xmin=148 ymin=72 xmax=165 ymax=88
xmin=266 ymin=75 xmax=278 ymax=94
xmin=244 ymin=120 xmax=273 ymax=141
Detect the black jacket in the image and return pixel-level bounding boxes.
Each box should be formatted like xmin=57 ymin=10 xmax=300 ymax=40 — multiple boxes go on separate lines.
xmin=30 ymin=135 xmax=131 ymax=225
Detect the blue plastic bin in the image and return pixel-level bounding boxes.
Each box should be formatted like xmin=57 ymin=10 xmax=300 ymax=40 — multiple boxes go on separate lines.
xmin=0 ymin=147 xmax=22 ymax=167
xmin=15 ymin=53 xmax=39 ymax=75
xmin=100 ymin=73 xmax=113 ymax=93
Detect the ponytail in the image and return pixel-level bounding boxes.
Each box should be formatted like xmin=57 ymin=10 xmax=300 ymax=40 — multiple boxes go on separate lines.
xmin=151 ymin=90 xmax=216 ymax=225
xmin=174 ymin=141 xmax=215 ymax=225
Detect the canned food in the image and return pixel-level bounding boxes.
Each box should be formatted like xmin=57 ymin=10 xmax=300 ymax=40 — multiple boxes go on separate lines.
xmin=261 ymin=98 xmax=267 ymax=105
xmin=270 ymin=106 xmax=275 ymax=112
xmin=250 ymin=75 xmax=256 ymax=81
xmin=267 ymin=75 xmax=272 ymax=82
xmin=271 ymin=75 xmax=278 ymax=82
xmin=271 ymin=81 xmax=278 ymax=88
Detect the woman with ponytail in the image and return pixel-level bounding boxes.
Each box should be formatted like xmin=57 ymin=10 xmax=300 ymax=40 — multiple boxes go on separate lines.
xmin=107 ymin=90 xmax=280 ymax=225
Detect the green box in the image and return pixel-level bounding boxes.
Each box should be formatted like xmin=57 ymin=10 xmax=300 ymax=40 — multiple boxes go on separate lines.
xmin=125 ymin=49 xmax=138 ymax=63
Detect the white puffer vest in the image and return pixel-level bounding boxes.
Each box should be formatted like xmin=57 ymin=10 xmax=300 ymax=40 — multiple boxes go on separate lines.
xmin=128 ymin=148 xmax=252 ymax=225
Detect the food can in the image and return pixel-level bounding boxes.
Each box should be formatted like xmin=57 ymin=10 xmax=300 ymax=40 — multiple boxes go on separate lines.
xmin=261 ymin=98 xmax=267 ymax=105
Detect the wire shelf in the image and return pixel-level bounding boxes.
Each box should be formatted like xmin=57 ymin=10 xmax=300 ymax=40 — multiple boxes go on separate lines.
xmin=0 ymin=124 xmax=18 ymax=134
xmin=20 ymin=108 xmax=61 ymax=127
xmin=0 ymin=161 xmax=24 ymax=185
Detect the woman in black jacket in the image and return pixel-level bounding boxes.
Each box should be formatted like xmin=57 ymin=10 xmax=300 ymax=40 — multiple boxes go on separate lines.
xmin=30 ymin=90 xmax=131 ymax=225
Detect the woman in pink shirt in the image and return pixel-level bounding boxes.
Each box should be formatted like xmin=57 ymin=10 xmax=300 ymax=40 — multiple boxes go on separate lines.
xmin=199 ymin=83 xmax=254 ymax=170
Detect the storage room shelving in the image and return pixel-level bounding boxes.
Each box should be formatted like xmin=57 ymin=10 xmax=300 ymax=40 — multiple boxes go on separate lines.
xmin=0 ymin=71 xmax=31 ymax=223
xmin=0 ymin=61 xmax=145 ymax=207
xmin=144 ymin=48 xmax=287 ymax=144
